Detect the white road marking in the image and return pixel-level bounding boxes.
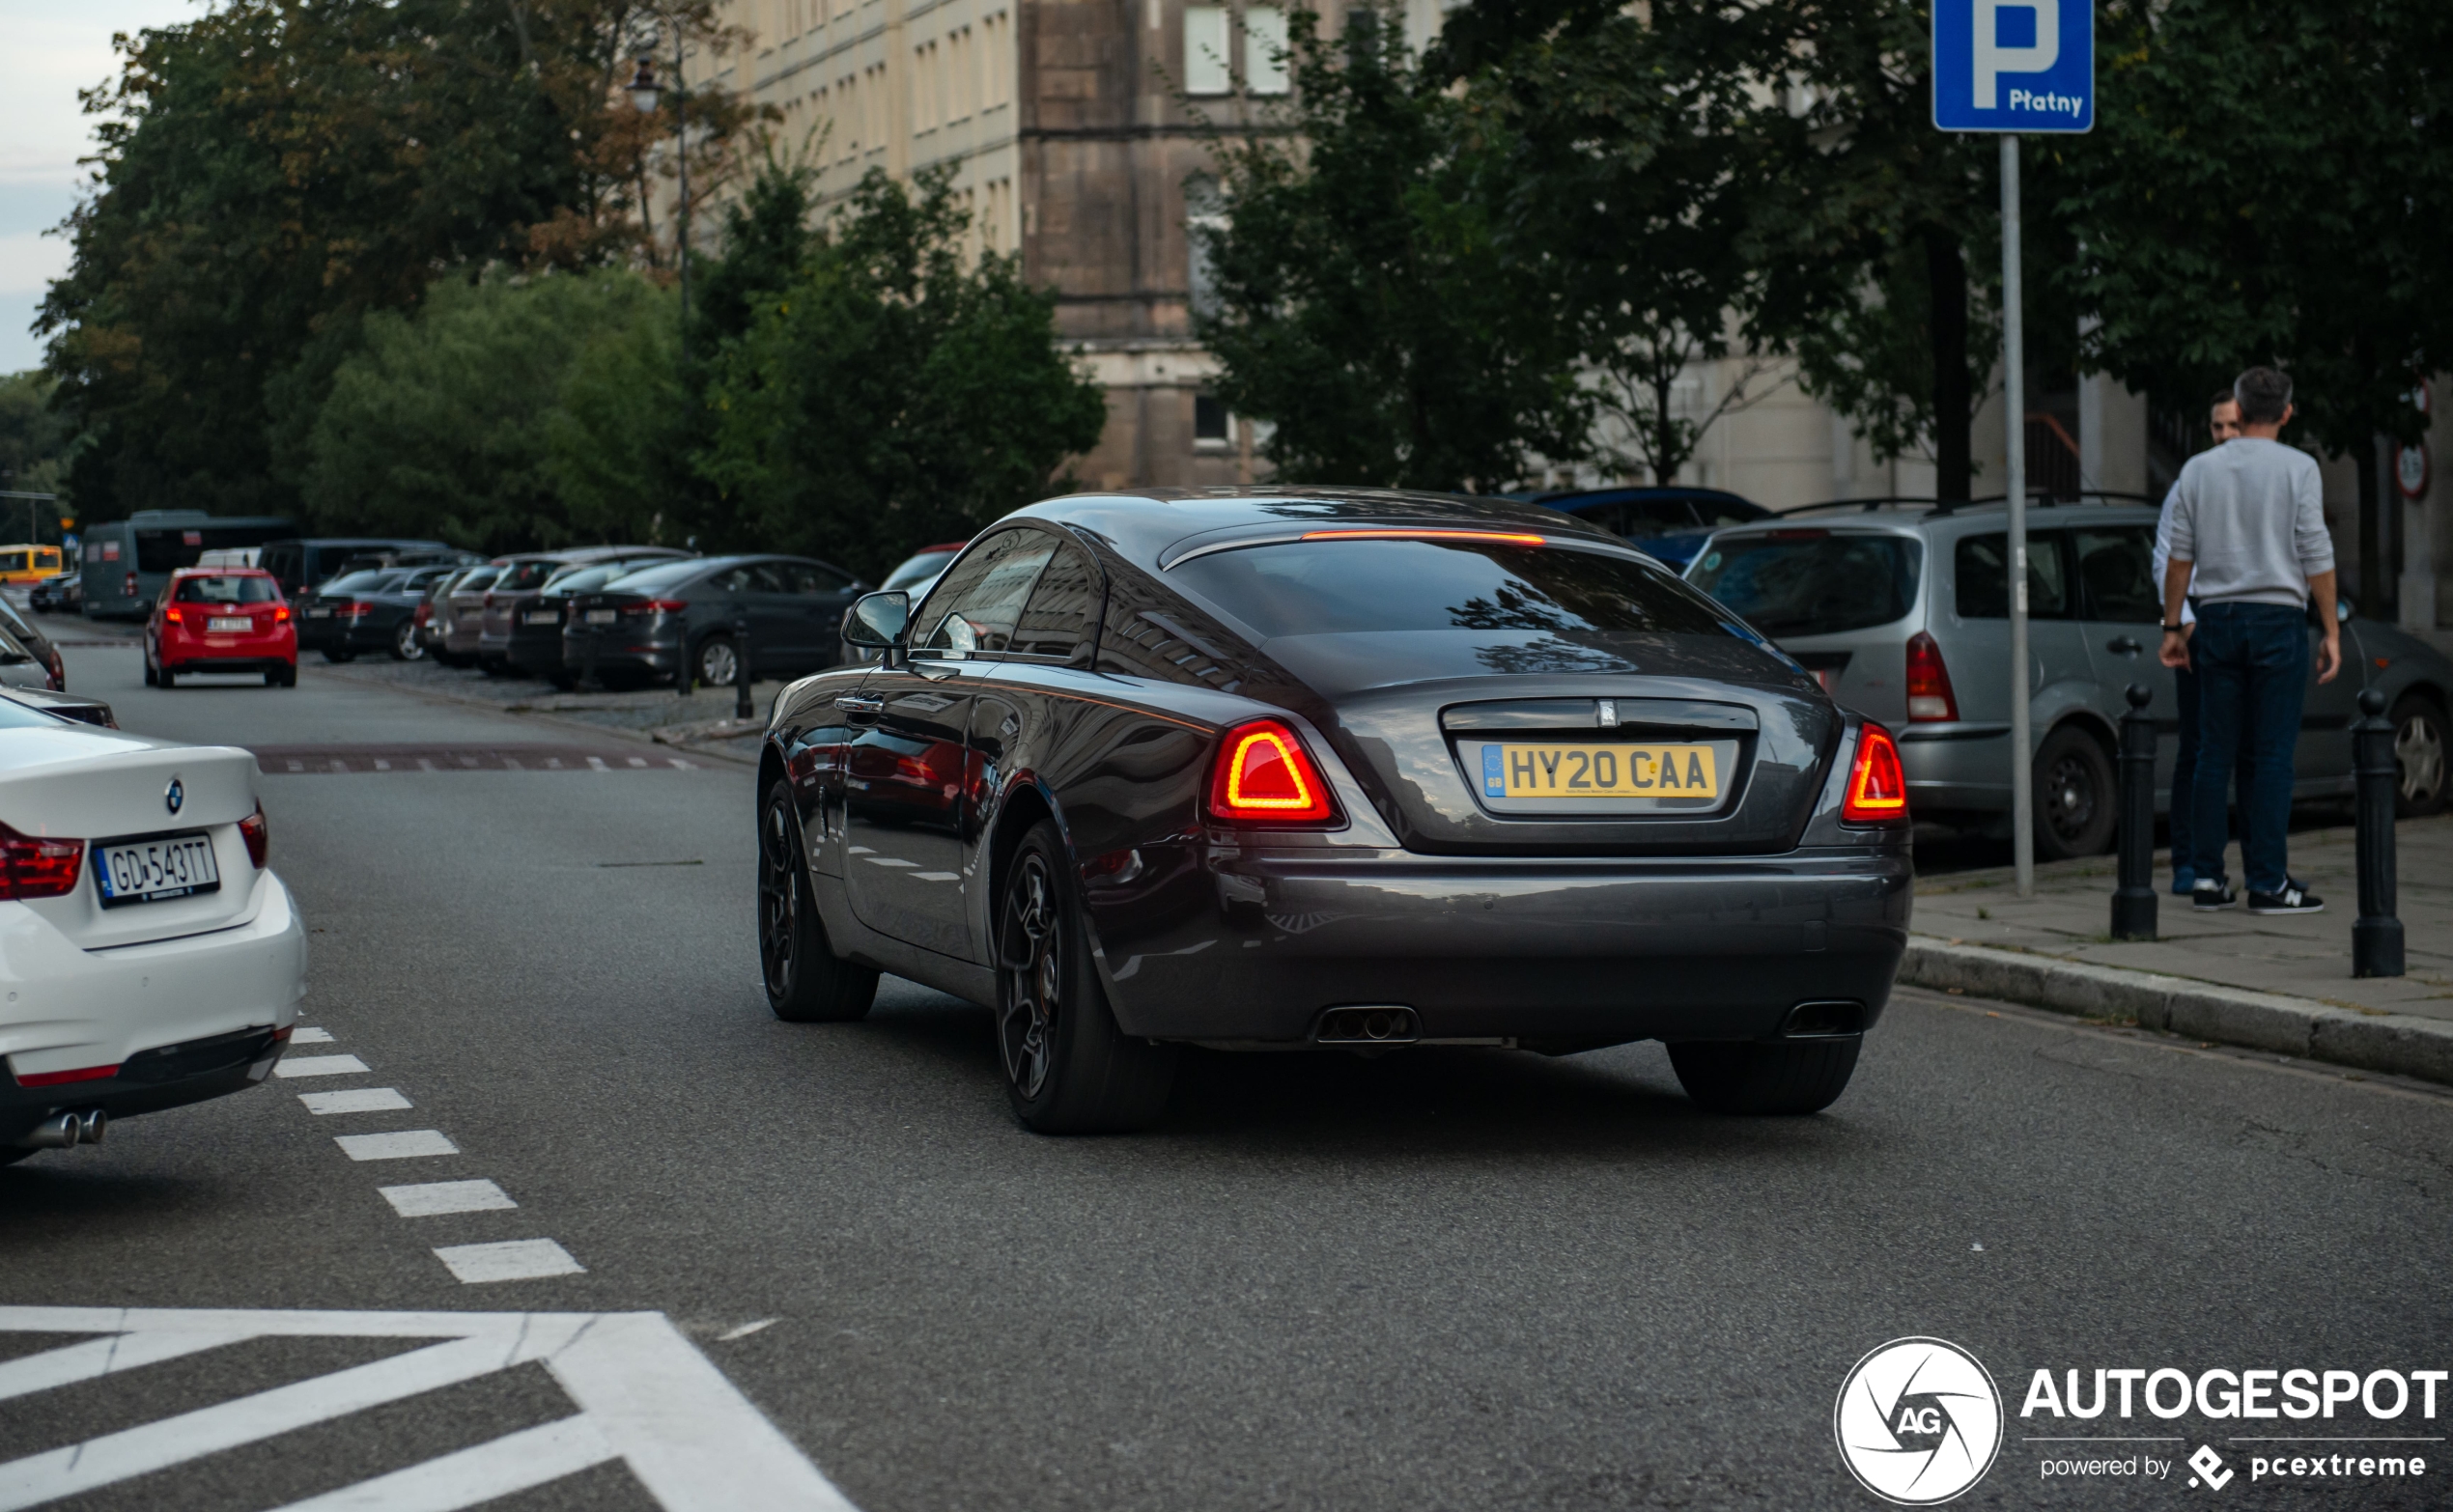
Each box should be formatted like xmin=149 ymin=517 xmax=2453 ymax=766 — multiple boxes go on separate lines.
xmin=460 ymin=756 xmax=479 ymax=768
xmin=862 ymin=856 xmax=916 ymax=869
xmin=0 ymin=1330 xmax=251 ymax=1404
xmin=587 ymin=756 xmax=609 ymax=770
xmin=418 ymin=758 xmax=437 ymax=771
xmin=380 ymin=1180 xmax=516 ymax=1218
xmin=0 ymin=1307 xmax=857 ymax=1512
xmin=913 ymin=871 xmax=959 ymax=882
xmin=334 ymin=1130 xmax=458 ymax=1162
xmin=275 ymin=1054 xmax=371 ymax=1078
xmin=292 ymin=1027 xmax=335 ymax=1044
xmin=374 ymin=760 xmax=391 ymax=770
xmin=845 ymin=845 xmax=874 ymax=854
xmin=266 ymin=1414 xmax=615 ymax=1511
xmin=668 ymin=758 xmax=696 ymax=770
xmin=433 ymin=1239 xmax=584 ymax=1284
xmin=297 ymin=1088 xmax=411 ymax=1115
xmin=628 ymin=757 xmax=649 ymax=768
xmin=546 ymin=757 xmax=563 ymax=769
xmin=717 ymin=1319 xmax=777 ymax=1342
xmin=503 ymin=756 xmax=523 ymax=770
xmin=330 ymin=759 xmax=349 ymax=772
xmin=287 ymin=760 xmax=305 ymax=771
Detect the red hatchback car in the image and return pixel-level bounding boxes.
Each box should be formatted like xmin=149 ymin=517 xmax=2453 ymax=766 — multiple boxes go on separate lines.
xmin=145 ymin=568 xmax=298 ymax=688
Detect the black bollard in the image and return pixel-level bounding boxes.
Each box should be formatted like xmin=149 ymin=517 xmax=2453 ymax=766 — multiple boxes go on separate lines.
xmin=2353 ymin=687 xmax=2404 ymax=977
xmin=2110 ymin=683 xmax=2158 ymax=940
xmin=734 ymin=610 xmax=755 ymax=722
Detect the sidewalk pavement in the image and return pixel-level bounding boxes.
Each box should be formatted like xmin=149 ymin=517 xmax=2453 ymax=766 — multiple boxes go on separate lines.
xmin=1904 ymin=814 xmax=2453 ymax=1084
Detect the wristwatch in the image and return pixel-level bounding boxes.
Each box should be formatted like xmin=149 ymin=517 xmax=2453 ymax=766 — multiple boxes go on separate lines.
xmin=2160 ymin=623 xmax=2185 ymax=633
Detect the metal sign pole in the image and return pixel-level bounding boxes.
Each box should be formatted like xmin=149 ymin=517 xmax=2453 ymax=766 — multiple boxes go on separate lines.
xmin=2002 ymin=133 xmax=2033 ymax=897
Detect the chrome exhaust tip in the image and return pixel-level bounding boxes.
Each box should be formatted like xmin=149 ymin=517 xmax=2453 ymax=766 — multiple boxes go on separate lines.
xmin=1313 ymin=1006 xmax=1421 ymax=1046
xmin=17 ymin=1112 xmax=83 ymax=1149
xmin=75 ymin=1109 xmax=106 ymax=1146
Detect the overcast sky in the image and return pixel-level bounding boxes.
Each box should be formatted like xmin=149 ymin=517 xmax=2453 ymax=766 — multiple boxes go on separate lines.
xmin=1 ymin=1 xmax=209 ymax=374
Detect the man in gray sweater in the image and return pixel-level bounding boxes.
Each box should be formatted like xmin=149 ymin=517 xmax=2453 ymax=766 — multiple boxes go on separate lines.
xmin=2157 ymin=366 xmax=2340 ymax=914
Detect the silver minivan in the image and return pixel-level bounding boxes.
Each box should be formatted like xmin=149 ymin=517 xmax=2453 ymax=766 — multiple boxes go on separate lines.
xmin=1685 ymin=497 xmax=2453 ymax=859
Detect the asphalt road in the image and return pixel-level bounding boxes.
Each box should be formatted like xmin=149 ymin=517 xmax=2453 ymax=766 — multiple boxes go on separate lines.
xmin=5 ymin=633 xmax=2450 ymax=1510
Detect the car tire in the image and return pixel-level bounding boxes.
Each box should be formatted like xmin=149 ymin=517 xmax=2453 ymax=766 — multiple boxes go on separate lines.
xmin=2390 ymin=695 xmax=2449 ymax=818
xmin=996 ymin=820 xmax=1179 ymax=1134
xmin=391 ymin=621 xmax=423 ymax=661
xmin=143 ymin=656 xmax=158 ymax=687
xmin=1668 ymin=1037 xmax=1860 ymax=1115
xmin=759 ymin=780 xmax=878 ymax=1023
xmin=158 ymin=665 xmax=176 ymax=688
xmin=322 ymin=648 xmax=354 ymax=663
xmin=696 ymin=634 xmax=740 ymax=690
xmin=2034 ymin=723 xmax=2116 ymax=860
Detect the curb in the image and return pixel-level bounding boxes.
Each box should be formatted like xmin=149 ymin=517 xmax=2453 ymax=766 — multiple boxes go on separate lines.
xmin=1901 ymin=937 xmax=2453 ymax=1088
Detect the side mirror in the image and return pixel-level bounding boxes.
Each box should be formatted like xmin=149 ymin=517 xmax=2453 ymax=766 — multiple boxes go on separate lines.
xmin=2337 ymin=597 xmax=2354 ymax=625
xmin=843 ymin=590 xmax=911 ymax=649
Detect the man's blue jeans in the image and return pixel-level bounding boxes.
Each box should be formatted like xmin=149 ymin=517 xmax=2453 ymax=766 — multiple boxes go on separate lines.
xmin=2168 ymin=659 xmax=2255 ymax=889
xmin=2189 ymin=602 xmax=2307 ymax=894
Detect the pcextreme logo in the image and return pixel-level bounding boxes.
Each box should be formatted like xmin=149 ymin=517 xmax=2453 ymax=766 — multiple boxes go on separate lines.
xmin=1835 ymin=1337 xmax=2004 ymax=1505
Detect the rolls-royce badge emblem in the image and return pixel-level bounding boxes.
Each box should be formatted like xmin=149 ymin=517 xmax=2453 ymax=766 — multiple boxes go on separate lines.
xmin=165 ymin=777 xmax=184 ymax=816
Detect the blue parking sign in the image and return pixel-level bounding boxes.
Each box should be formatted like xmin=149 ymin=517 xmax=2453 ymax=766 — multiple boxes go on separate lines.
xmin=1932 ymin=0 xmax=2093 ymax=133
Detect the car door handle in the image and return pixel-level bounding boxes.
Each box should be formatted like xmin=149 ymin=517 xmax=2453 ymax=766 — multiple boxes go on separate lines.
xmin=2105 ymin=636 xmax=2144 ymax=656
xmin=834 ymin=694 xmax=884 ymax=721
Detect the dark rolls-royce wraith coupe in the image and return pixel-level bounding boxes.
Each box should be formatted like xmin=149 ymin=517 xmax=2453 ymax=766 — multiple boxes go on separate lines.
xmin=756 ymin=490 xmax=1912 ymax=1133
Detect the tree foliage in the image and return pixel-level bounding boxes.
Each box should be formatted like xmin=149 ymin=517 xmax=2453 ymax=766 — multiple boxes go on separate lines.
xmin=697 ymin=168 xmax=1109 ymax=579
xmin=1197 ymin=8 xmax=1589 ymax=491
xmin=39 ymin=0 xmax=752 ymax=522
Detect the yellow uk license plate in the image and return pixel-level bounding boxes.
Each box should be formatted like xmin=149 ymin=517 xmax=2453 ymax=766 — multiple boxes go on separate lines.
xmin=1480 ymin=742 xmax=1722 ymax=801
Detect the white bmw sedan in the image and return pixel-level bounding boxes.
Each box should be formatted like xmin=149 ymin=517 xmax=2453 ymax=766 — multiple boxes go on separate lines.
xmin=1 ymin=699 xmax=306 ymax=1164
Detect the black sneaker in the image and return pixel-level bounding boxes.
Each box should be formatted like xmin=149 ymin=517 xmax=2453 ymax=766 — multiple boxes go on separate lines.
xmin=2247 ymin=881 xmax=2325 ymax=915
xmin=2191 ymin=880 xmax=2237 ymax=910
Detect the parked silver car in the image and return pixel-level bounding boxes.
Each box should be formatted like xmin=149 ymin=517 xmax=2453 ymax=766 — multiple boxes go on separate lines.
xmin=1685 ymin=496 xmax=2453 ymax=858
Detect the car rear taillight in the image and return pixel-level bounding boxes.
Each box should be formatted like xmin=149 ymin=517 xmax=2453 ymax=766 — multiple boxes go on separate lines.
xmin=124 ymin=572 xmax=138 ymax=599
xmin=622 ymin=599 xmax=689 ymax=616
xmin=43 ymin=650 xmax=64 ymax=691
xmin=12 ymin=1061 xmax=118 ymax=1089
xmin=346 ymin=600 xmax=374 ymax=619
xmin=1207 ymin=719 xmax=1339 ymax=825
xmin=413 ymin=602 xmax=432 ymax=626
xmin=0 ymin=822 xmax=86 ymax=900
xmin=274 ymin=604 xmax=292 ymax=623
xmin=240 ymin=804 xmax=268 ymax=869
xmin=1842 ymin=721 xmax=1908 ymax=824
xmin=1904 ymin=631 xmax=1958 ymax=722
xmin=161 ymin=606 xmax=183 ymax=625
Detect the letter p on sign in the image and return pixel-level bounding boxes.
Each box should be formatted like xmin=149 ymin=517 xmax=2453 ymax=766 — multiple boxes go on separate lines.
xmin=1973 ymin=0 xmax=2058 ymax=109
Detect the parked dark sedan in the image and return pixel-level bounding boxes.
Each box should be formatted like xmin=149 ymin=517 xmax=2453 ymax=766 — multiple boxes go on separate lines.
xmin=27 ymin=572 xmax=79 ymax=615
xmin=754 ymin=490 xmax=1913 ymax=1134
xmin=504 ymin=561 xmax=650 ymax=687
xmin=475 ymin=547 xmax=691 ymax=675
xmin=0 ymin=593 xmax=66 ymax=690
xmin=297 ymin=565 xmax=458 ymax=661
xmin=564 ymin=554 xmax=867 ymax=688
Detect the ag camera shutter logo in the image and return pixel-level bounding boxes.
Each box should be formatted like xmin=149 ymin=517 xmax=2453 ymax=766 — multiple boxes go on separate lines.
xmin=1835 ymin=1337 xmax=2004 ymax=1504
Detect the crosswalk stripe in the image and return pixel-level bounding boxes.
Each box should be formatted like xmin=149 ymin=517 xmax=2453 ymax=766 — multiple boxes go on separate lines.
xmin=0 ymin=1334 xmax=511 ymax=1511
xmin=265 ymin=1415 xmax=616 ymax=1512
xmin=0 ymin=1330 xmax=251 ymax=1405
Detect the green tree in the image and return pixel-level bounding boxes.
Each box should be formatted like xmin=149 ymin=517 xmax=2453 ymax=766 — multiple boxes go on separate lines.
xmin=301 ymin=270 xmax=673 ymax=550
xmin=40 ymin=0 xmax=748 ymax=522
xmin=698 ymin=168 xmax=1108 ymax=579
xmin=1197 ymin=7 xmax=1588 ymax=490
xmin=2065 ymin=0 xmax=2453 ymax=600
xmin=0 ymin=374 xmax=80 ymax=530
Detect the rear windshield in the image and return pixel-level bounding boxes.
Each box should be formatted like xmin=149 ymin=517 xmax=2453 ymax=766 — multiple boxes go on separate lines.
xmin=495 ymin=560 xmax=565 ymax=591
xmin=453 ymin=567 xmax=504 ymax=593
xmin=1170 ymin=539 xmax=1735 ymax=639
xmin=1686 ymin=533 xmax=1922 ymax=638
xmin=544 ymin=565 xmax=622 ymax=596
xmin=318 ymin=570 xmax=392 ymax=595
xmin=175 ymin=575 xmax=280 ymax=603
xmin=884 ymin=549 xmax=963 ymax=591
xmin=606 ymin=559 xmax=715 ymax=595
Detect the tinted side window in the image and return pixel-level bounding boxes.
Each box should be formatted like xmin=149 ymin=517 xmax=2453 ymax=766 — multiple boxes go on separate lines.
xmin=1098 ymin=564 xmax=1260 ymax=691
xmin=707 ymin=565 xmax=757 ymax=593
xmin=916 ymin=532 xmax=1058 ymax=656
xmin=1955 ymin=531 xmax=2071 ymax=620
xmin=1008 ymin=543 xmax=1102 ymax=661
xmin=2072 ymin=526 xmax=2159 ymax=623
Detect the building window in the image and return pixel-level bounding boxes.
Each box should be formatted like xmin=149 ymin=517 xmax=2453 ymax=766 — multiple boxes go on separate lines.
xmin=1196 ymin=394 xmax=1232 ymax=448
xmin=1244 ymin=7 xmax=1288 ymax=95
xmin=914 ymin=41 xmax=938 ymax=132
xmin=1185 ymin=174 xmax=1226 ymax=320
xmin=1184 ymin=7 xmax=1231 ymax=95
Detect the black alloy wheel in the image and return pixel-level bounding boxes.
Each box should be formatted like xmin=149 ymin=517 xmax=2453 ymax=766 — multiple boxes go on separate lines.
xmin=759 ymin=779 xmax=877 ymax=1022
xmin=1668 ymin=1038 xmax=1860 ymax=1115
xmin=391 ymin=619 xmax=423 ymax=661
xmin=2033 ymin=724 xmax=2117 ymax=860
xmin=2390 ymin=696 xmax=2449 ymax=818
xmin=697 ymin=634 xmax=740 ymax=690
xmin=995 ymin=820 xmax=1178 ymax=1133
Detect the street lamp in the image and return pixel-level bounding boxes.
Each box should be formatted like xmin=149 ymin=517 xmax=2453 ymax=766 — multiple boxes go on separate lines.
xmin=625 ymin=57 xmax=659 ymax=115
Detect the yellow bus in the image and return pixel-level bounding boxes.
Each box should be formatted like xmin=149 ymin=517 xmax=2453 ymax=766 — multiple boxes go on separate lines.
xmin=0 ymin=546 xmax=64 ymax=586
